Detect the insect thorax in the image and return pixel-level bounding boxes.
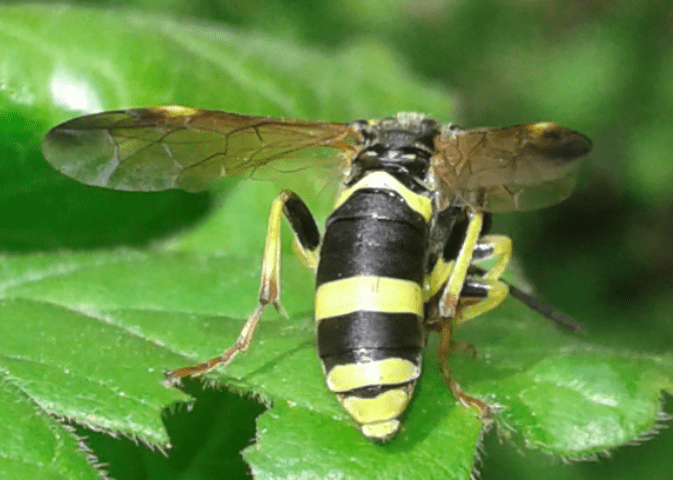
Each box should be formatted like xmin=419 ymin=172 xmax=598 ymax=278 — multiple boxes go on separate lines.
xmin=346 ymin=113 xmax=439 ymax=189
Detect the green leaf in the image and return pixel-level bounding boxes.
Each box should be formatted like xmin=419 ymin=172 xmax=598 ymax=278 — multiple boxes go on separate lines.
xmin=3 ymin=239 xmax=673 ymax=479
xmin=0 ymin=378 xmax=104 ymax=480
xmin=1 ymin=4 xmax=672 ymax=480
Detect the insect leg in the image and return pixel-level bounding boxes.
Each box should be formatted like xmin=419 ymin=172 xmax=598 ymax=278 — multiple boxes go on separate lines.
xmin=165 ymin=190 xmax=320 ymax=383
xmin=437 ymin=237 xmax=511 ymax=412
xmin=454 ymin=278 xmax=509 ymax=324
xmin=453 ymin=234 xmax=512 ymax=326
xmin=472 ymin=234 xmax=512 ymax=281
xmin=437 ymin=209 xmax=483 ymax=318
xmin=426 ymin=211 xmax=497 ymax=415
xmin=437 ymin=313 xmax=490 ymax=415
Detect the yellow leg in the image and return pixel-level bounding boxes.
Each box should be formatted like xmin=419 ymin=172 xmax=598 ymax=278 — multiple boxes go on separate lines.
xmin=476 ymin=234 xmax=512 ymax=281
xmin=293 ymin=240 xmax=319 ymax=273
xmin=437 ymin=210 xmax=483 ymax=318
xmin=424 ymin=256 xmax=453 ymax=301
xmin=453 ymin=278 xmax=509 ymax=326
xmin=451 ymin=234 xmax=512 ymax=325
xmin=165 ymin=190 xmax=319 ymax=384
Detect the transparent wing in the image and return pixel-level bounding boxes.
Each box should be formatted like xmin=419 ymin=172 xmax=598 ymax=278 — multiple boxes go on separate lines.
xmin=42 ymin=106 xmax=360 ymax=192
xmin=433 ymin=122 xmax=592 ymax=212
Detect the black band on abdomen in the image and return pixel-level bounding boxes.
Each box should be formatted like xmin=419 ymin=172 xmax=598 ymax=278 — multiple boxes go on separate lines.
xmin=316 ymin=189 xmax=427 ymax=285
xmin=317 ymin=311 xmax=423 ymax=357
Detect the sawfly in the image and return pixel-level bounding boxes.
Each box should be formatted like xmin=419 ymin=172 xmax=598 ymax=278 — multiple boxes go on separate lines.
xmin=43 ymin=106 xmax=591 ymax=440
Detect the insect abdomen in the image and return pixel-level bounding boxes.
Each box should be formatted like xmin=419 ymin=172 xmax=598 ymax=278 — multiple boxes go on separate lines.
xmin=315 ymin=173 xmax=431 ymax=440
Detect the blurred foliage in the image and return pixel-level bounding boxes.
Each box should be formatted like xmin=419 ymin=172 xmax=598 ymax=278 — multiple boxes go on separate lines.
xmin=55 ymin=0 xmax=673 ymax=336
xmin=2 ymin=0 xmax=672 ymax=479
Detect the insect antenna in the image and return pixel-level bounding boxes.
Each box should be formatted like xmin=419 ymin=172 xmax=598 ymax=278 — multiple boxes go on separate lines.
xmin=471 ymin=266 xmax=586 ymax=333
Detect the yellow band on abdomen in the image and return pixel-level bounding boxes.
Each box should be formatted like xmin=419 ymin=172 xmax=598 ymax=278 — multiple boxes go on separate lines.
xmin=326 ymin=357 xmax=420 ymax=392
xmin=315 ymin=275 xmax=423 ymax=321
xmin=339 ymin=386 xmax=413 ymax=424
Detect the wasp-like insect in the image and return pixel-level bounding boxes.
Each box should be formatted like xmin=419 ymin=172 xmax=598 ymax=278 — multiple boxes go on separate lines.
xmin=42 ymin=107 xmax=591 ymax=441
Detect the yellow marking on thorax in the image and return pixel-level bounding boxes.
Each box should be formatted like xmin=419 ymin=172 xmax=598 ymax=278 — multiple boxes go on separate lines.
xmin=334 ymin=171 xmax=432 ymax=222
xmin=326 ymin=357 xmax=420 ymax=392
xmin=315 ymin=276 xmax=423 ymax=321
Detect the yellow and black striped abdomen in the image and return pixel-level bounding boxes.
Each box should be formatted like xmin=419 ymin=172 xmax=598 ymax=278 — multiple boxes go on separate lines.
xmin=315 ymin=172 xmax=432 ymax=440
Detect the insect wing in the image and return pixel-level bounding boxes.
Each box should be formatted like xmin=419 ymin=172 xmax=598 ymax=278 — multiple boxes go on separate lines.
xmin=432 ymin=122 xmax=592 ymax=212
xmin=42 ymin=107 xmax=359 ymax=192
